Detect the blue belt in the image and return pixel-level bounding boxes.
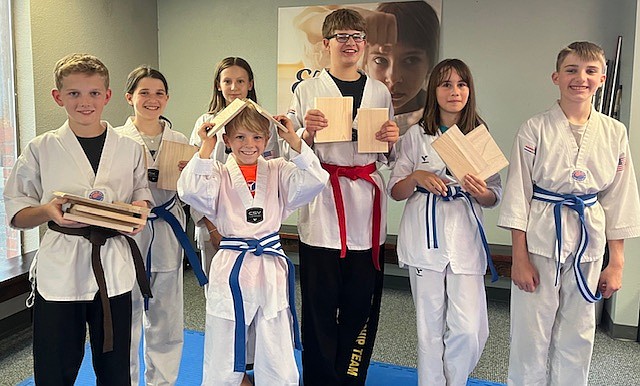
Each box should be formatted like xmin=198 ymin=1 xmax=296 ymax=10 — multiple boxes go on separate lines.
xmin=219 ymin=232 xmax=302 ymax=372
xmin=416 ymin=186 xmax=498 ymax=282
xmin=147 ymin=196 xmax=208 ymax=309
xmin=532 ymin=185 xmax=600 ymax=303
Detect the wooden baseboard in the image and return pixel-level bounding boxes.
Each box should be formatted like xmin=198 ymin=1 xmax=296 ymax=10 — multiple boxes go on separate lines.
xmin=279 ymin=224 xmax=514 ymax=277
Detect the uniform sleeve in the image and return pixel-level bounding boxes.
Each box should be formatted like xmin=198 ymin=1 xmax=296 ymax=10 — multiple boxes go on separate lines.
xmin=387 ymin=129 xmax=417 ymax=198
xmin=482 ymin=172 xmax=503 ymax=209
xmin=131 ymin=143 xmax=154 ymax=205
xmin=177 ymin=153 xmax=222 ymax=222
xmin=3 ymin=141 xmax=44 ymax=230
xmin=189 ymin=115 xmax=206 ymax=147
xmin=264 ymin=122 xmax=281 ymax=159
xmin=282 ymin=87 xmax=308 ymax=160
xmin=497 ymin=121 xmax=536 ymax=231
xmin=598 ymin=130 xmax=640 ymax=240
xmin=278 ymin=140 xmax=328 ymax=216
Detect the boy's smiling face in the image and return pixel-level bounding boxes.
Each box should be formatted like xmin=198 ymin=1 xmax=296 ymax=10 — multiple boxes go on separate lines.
xmin=223 ymin=127 xmax=267 ymax=166
xmin=52 ymin=73 xmax=111 ymax=136
xmin=552 ymin=53 xmax=605 ymax=104
xmin=324 ymin=29 xmax=366 ymax=69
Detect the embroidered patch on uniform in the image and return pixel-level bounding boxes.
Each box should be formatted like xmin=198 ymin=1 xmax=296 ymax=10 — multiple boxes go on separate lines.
xmin=88 ymin=190 xmax=105 ymax=201
xmin=262 ymin=150 xmax=273 ymax=159
xmin=287 ymin=108 xmax=296 ymax=115
xmin=617 ymin=154 xmax=626 ymax=172
xmin=420 ymin=155 xmax=429 ymax=164
xmin=246 ymin=207 xmax=264 ymax=223
xmin=524 ymin=145 xmax=536 ymax=155
xmin=572 ymin=170 xmax=587 ymax=182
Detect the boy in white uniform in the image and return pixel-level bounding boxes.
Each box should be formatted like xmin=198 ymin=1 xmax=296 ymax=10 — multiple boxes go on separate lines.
xmin=178 ymin=104 xmax=328 ymax=385
xmin=3 ymin=54 xmax=153 ymax=385
xmin=498 ymin=41 xmax=640 ymax=385
xmin=284 ymin=8 xmax=399 ymax=386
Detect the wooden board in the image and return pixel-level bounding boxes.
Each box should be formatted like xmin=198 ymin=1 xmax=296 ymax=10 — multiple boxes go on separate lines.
xmin=431 ymin=124 xmax=491 ymax=183
xmin=53 ymin=192 xmax=150 ymax=216
xmin=465 ymin=124 xmax=510 ymax=180
xmin=156 ymin=140 xmax=197 ymax=191
xmin=357 ymin=108 xmax=389 ymax=153
xmin=206 ymin=98 xmax=248 ymax=137
xmin=71 ymin=204 xmax=147 ymax=226
xmin=63 ymin=211 xmax=135 ymax=233
xmin=314 ymin=97 xmax=353 ymax=143
xmin=245 ymin=99 xmax=289 ymax=133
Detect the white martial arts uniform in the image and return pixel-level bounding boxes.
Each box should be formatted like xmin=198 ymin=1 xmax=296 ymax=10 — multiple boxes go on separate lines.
xmin=388 ymin=124 xmax=502 ymax=386
xmin=177 ymin=141 xmax=328 ymax=386
xmin=498 ymin=102 xmax=640 ymax=386
xmin=115 ymin=117 xmax=188 ymax=386
xmin=4 ymin=120 xmax=153 ymax=301
xmin=284 ymin=69 xmax=395 ymax=250
xmin=189 ymin=113 xmax=280 ymax=286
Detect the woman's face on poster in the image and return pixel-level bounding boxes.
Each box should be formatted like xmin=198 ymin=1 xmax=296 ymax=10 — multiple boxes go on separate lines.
xmin=366 ymin=41 xmax=430 ymax=114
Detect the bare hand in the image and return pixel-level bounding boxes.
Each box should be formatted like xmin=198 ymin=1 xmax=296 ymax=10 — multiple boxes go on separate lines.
xmin=511 ymin=250 xmax=539 ymax=292
xmin=178 ymin=160 xmax=189 ymax=171
xmin=303 ymin=109 xmax=328 ymax=136
xmin=274 ymin=115 xmax=302 ymax=153
xmin=412 ymin=170 xmax=450 ymax=196
xmin=363 ymin=10 xmax=397 ymax=46
xmin=197 ymin=122 xmax=217 ymax=159
xmin=598 ymin=265 xmax=623 ymax=298
xmin=47 ymin=197 xmax=86 ymax=228
xmin=375 ymin=120 xmax=400 ymax=150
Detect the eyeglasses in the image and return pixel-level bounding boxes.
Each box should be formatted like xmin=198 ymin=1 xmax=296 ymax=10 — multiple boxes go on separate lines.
xmin=325 ymin=33 xmax=366 ymax=43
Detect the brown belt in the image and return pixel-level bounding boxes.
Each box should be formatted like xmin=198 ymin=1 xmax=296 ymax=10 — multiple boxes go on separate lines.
xmin=47 ymin=222 xmax=152 ymax=353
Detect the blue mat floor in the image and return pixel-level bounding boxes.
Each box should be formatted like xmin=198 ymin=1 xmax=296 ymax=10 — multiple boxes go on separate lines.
xmin=18 ymin=329 xmax=504 ymax=385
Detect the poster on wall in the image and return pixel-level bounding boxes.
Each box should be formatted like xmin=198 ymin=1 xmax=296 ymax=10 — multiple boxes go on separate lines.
xmin=277 ymin=1 xmax=441 ymax=134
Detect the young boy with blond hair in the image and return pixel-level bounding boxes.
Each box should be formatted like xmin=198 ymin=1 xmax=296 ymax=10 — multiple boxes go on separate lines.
xmin=4 ymin=53 xmax=153 ymax=385
xmin=285 ymin=8 xmax=399 ymax=386
xmin=178 ymin=104 xmax=328 ymax=385
xmin=498 ymin=41 xmax=640 ymax=385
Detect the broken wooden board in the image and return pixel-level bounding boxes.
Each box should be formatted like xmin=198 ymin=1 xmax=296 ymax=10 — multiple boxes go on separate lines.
xmin=53 ymin=192 xmax=150 ymax=216
xmin=357 ymin=108 xmax=389 ymax=153
xmin=206 ymin=98 xmax=249 ymax=137
xmin=156 ymin=140 xmax=197 ymax=191
xmin=64 ymin=210 xmax=135 ymax=233
xmin=314 ymin=97 xmax=353 ymax=143
xmin=431 ymin=124 xmax=508 ymax=183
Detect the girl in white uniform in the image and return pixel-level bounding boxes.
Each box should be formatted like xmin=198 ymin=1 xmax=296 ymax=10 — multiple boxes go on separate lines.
xmin=499 ymin=42 xmax=640 ymax=386
xmin=189 ymin=57 xmax=280 ymax=285
xmin=388 ymin=59 xmax=501 ymax=386
xmin=178 ymin=105 xmax=328 ymax=385
xmin=116 ymin=66 xmax=205 ymax=386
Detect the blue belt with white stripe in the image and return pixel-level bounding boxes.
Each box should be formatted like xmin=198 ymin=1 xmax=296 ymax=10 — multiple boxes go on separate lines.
xmin=219 ymin=232 xmax=302 ymax=372
xmin=532 ymin=185 xmax=600 ymax=303
xmin=416 ymin=186 xmax=499 ymax=282
xmin=146 ymin=196 xmax=208 ymax=309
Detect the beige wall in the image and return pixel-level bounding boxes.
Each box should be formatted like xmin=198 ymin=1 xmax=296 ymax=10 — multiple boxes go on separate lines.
xmin=28 ymin=0 xmax=159 ymax=136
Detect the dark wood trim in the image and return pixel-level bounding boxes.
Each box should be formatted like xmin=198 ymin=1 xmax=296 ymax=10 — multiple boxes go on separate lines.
xmin=279 ymin=225 xmax=514 ymax=278
xmin=0 ymin=251 xmax=35 ymax=303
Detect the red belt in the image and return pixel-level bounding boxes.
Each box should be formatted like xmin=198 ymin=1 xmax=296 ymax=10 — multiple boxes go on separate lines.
xmin=321 ymin=162 xmax=382 ymax=270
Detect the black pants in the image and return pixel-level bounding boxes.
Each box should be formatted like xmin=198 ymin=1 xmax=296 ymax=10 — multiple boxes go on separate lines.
xmin=33 ymin=290 xmax=132 ymax=386
xmin=299 ymin=242 xmax=384 ymax=386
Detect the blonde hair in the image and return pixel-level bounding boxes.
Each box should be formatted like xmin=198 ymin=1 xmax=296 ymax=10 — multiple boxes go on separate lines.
xmin=54 ymin=53 xmax=109 ymax=90
xmin=556 ymin=41 xmax=606 ymax=72
xmin=225 ymin=103 xmax=270 ymax=138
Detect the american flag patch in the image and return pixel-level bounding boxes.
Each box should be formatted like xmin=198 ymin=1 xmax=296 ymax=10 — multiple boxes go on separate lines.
xmin=617 ymin=154 xmax=626 ymax=172
xmin=524 ymin=145 xmax=536 ymax=155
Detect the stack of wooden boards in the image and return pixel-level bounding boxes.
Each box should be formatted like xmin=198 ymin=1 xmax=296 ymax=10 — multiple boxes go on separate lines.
xmin=431 ymin=124 xmax=509 ymax=183
xmin=55 ymin=192 xmax=150 ymax=233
